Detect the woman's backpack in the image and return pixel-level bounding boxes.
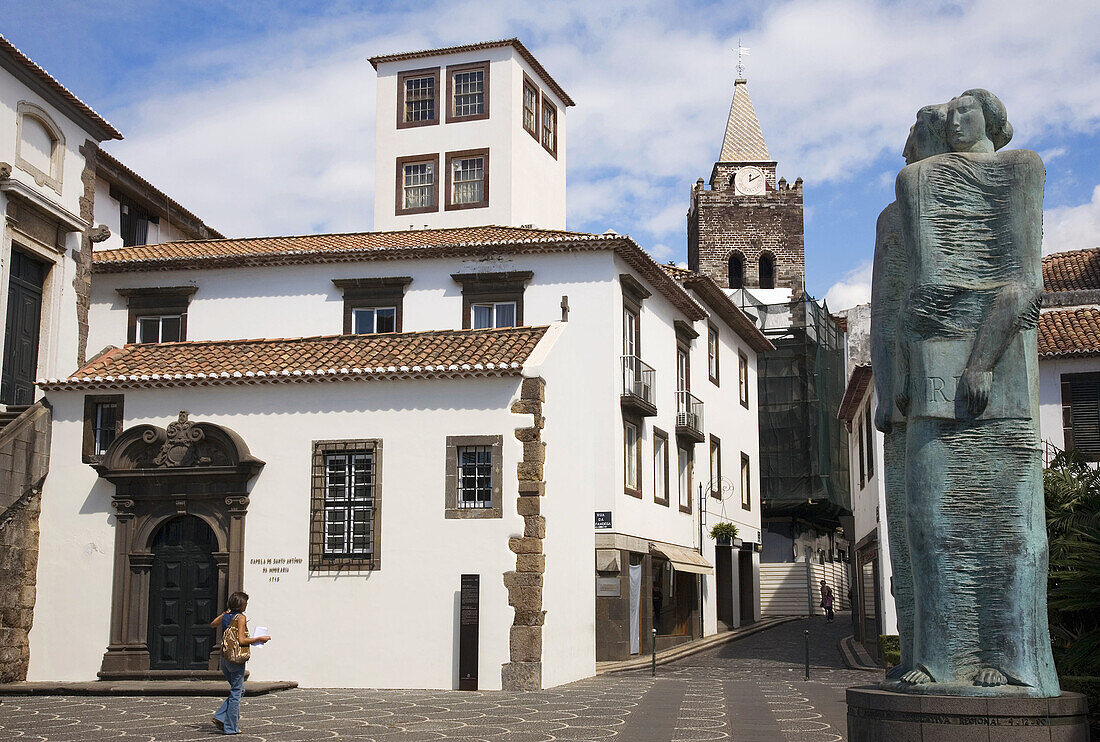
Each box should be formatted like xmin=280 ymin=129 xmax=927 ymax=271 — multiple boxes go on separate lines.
xmin=221 ymin=613 xmax=250 ymax=664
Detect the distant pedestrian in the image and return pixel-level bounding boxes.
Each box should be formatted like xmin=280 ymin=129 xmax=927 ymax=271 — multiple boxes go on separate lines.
xmin=210 ymin=591 xmax=271 ymax=734
xmin=820 ymin=580 xmax=835 ymax=622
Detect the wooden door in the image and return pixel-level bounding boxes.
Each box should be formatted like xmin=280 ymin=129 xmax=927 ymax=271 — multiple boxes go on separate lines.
xmin=1 ymin=250 xmax=48 ymax=406
xmin=148 ymin=516 xmax=218 ymax=670
xmin=715 ymin=546 xmax=733 ymax=626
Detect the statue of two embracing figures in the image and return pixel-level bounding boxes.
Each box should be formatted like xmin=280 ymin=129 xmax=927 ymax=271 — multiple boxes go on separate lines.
xmin=871 ymin=89 xmax=1059 ymax=697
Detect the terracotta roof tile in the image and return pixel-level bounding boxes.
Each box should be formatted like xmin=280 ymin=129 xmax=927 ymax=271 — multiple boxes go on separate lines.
xmin=368 ymin=38 xmax=574 ymax=107
xmin=0 ymin=34 xmax=122 ymax=140
xmin=40 ymin=326 xmax=548 ymax=390
xmin=1039 ymin=308 xmax=1100 ymax=357
xmin=92 ymin=225 xmax=598 ymax=270
xmin=838 ymin=365 xmax=873 ymax=422
xmin=1043 ymin=247 xmax=1100 ymax=294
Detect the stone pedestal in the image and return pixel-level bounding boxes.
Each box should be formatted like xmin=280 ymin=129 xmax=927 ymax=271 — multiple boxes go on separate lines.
xmin=847 ymin=686 xmax=1090 ymax=741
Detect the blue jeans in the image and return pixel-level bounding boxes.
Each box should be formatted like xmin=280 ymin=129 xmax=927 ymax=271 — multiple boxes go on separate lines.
xmin=214 ymin=658 xmax=246 ymax=734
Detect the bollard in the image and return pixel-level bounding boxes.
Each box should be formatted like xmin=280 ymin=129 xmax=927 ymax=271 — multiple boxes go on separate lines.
xmin=804 ymin=629 xmax=810 ymax=680
xmin=652 ymin=628 xmax=657 ymax=677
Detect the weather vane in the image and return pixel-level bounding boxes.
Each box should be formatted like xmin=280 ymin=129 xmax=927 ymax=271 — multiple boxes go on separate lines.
xmin=735 ymin=38 xmax=750 ymax=79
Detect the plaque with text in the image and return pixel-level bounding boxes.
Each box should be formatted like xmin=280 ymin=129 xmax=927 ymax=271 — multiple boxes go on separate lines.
xmin=458 ymin=574 xmax=479 ymax=690
xmin=595 ymin=511 xmax=612 ymax=529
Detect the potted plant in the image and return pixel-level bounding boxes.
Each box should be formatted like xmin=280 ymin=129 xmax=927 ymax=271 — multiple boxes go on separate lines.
xmin=709 ymin=521 xmax=740 ymax=546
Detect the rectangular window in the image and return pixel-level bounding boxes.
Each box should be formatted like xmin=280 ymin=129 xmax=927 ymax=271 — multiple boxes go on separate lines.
xmin=858 ymin=412 xmax=866 ymax=488
xmin=352 ymin=307 xmax=397 ymax=334
xmin=446 ymin=435 xmax=503 ymax=518
xmin=865 ymin=399 xmax=874 ymax=479
xmin=136 ymin=314 xmax=183 ymax=343
xmin=540 ymin=96 xmax=557 ymax=157
xmin=1062 ymin=372 xmax=1100 ymax=460
xmin=653 ymin=428 xmax=669 ymax=505
xmin=624 ymin=420 xmax=640 ymax=496
xmin=471 ymin=301 xmax=517 ymax=329
xmin=739 ymin=351 xmax=750 ymax=408
xmin=119 ymin=198 xmax=155 ymax=247
xmin=397 ymin=67 xmax=440 ymax=128
xmin=310 ymin=439 xmax=381 ymax=571
xmin=678 ymin=447 xmax=692 ymax=513
xmin=82 ymin=394 xmax=123 ymax=463
xmin=395 ymin=154 xmax=439 ymax=216
xmin=447 ymin=61 xmax=489 ymax=122
xmin=741 ymin=453 xmax=751 ymax=510
xmin=709 ymin=435 xmax=722 ymax=499
xmin=457 ymin=445 xmax=493 ymax=508
xmin=522 ymin=75 xmax=539 ymax=140
xmin=708 ymin=324 xmax=720 ymax=385
xmin=677 ymin=345 xmax=689 ymax=392
xmin=445 ymin=148 xmax=489 ymax=210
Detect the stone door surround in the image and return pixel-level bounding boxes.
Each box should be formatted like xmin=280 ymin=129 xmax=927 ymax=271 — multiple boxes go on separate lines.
xmin=93 ymin=411 xmax=264 ymax=676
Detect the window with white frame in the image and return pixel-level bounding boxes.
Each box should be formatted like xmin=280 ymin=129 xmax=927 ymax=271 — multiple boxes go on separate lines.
xmin=402 ymin=160 xmax=435 ymax=210
xmin=471 ymin=301 xmax=516 ymax=329
xmin=522 ymin=76 xmax=539 ymax=139
xmin=708 ymin=324 xmax=720 ymax=384
xmin=624 ymin=420 xmax=640 ymax=495
xmin=540 ymin=97 xmax=557 ymax=156
xmin=739 ymin=351 xmax=750 ymax=408
xmin=446 ymin=149 xmax=488 ymax=210
xmin=445 ymin=435 xmax=503 ymax=518
xmin=398 ymin=68 xmax=439 ymax=127
xmin=311 ymin=443 xmax=378 ymax=567
xmin=352 ymin=307 xmax=397 ymax=334
xmin=653 ymin=428 xmax=669 ymax=505
xmin=709 ymin=435 xmax=721 ymax=499
xmin=678 ymin=447 xmax=692 ymax=513
xmin=136 ymin=315 xmax=183 ymax=343
xmin=448 ymin=62 xmax=488 ymax=122
xmin=864 ymin=399 xmax=874 ymax=479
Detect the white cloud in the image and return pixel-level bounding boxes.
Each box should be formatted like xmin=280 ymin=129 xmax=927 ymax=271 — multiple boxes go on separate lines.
xmin=1044 ymin=185 xmax=1100 ymax=255
xmin=96 ymin=0 xmax=1100 ymax=253
xmin=824 ymin=261 xmax=872 ymax=311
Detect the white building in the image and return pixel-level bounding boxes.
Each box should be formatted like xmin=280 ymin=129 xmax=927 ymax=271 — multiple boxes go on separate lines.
xmin=371 ymin=39 xmax=571 ymax=232
xmin=27 ymin=38 xmax=771 ymax=691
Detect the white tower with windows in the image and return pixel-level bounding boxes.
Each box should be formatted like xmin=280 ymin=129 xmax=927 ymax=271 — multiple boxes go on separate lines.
xmin=370 ymin=39 xmax=572 ymax=232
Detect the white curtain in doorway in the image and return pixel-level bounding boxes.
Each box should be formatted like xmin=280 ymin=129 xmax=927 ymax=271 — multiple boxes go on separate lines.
xmin=629 ymin=563 xmax=641 ymax=654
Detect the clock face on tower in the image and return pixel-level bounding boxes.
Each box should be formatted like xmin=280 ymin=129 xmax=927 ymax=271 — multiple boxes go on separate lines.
xmin=734 ymin=166 xmax=766 ymax=195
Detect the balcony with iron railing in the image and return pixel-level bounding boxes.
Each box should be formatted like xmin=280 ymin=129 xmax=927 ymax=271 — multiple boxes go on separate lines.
xmin=676 ymin=389 xmax=705 ymax=443
xmin=620 ymin=355 xmax=657 ymax=417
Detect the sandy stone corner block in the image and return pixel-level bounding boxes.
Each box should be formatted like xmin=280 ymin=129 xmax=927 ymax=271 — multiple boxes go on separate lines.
xmin=513 ymin=609 xmax=546 ymax=626
xmin=520 ymin=377 xmax=546 ymax=402
xmin=523 ymin=515 xmax=546 ymax=539
xmin=515 ymin=553 xmax=545 ymax=573
xmin=517 ymin=462 xmax=544 ymax=481
xmin=516 ymin=496 xmax=541 ymax=516
xmin=517 ymin=480 xmax=545 ymax=496
xmin=510 ymin=399 xmax=541 ymax=416
xmin=501 ymin=661 xmax=542 ymax=691
xmin=514 ymin=426 xmax=540 ymax=443
xmin=509 ymin=625 xmax=543 ymax=662
xmin=509 ymin=537 xmax=543 ymax=554
xmin=522 ymin=441 xmax=546 ymax=465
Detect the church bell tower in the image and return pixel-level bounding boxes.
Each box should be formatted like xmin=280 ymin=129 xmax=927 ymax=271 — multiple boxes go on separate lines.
xmin=688 ymin=78 xmax=804 ymax=295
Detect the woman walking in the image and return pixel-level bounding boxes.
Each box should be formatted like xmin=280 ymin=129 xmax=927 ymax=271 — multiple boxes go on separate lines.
xmin=820 ymin=580 xmax=835 ymax=623
xmin=210 ymin=591 xmax=270 ymax=734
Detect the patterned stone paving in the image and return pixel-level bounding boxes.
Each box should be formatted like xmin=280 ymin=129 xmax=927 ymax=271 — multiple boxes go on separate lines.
xmin=0 ymin=614 xmax=878 ymax=741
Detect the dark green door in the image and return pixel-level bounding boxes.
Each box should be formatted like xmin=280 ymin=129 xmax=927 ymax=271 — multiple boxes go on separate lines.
xmin=148 ymin=516 xmax=218 ymax=670
xmin=1 ymin=250 xmax=48 ymax=406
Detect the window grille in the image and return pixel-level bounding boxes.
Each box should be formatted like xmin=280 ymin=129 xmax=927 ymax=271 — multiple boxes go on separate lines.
xmin=457 ymin=445 xmax=493 ymax=508
xmin=403 ymin=162 xmax=434 ymax=209
xmin=404 ymin=76 xmax=436 ymax=122
xmin=93 ymin=401 xmax=118 ymax=455
xmin=322 ymin=450 xmax=374 ymax=557
xmin=451 ymin=157 xmax=485 ymax=205
xmin=452 ymin=70 xmax=484 ymax=117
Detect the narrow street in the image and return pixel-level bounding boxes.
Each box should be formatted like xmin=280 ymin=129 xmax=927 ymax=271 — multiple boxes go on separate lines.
xmin=0 ymin=614 xmax=879 ymax=741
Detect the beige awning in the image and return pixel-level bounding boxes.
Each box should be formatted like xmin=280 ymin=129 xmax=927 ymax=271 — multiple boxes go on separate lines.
xmin=650 ymin=542 xmax=713 ymax=575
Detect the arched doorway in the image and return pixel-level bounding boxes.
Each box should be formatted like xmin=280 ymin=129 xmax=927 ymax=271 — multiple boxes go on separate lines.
xmin=148 ymin=516 xmax=218 ymax=670
xmin=728 ymin=251 xmax=745 ymax=289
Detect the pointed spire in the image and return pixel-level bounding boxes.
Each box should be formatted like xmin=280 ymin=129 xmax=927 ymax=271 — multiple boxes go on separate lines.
xmin=719 ymin=79 xmax=770 ymax=163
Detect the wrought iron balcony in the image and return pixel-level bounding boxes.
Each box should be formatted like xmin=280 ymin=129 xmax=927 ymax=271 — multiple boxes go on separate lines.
xmin=676 ymin=390 xmax=705 ymax=443
xmin=621 ymin=355 xmax=657 ymax=417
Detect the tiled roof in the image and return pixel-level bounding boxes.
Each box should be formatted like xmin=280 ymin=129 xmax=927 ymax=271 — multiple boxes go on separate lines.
xmin=0 ymin=34 xmax=122 ymax=141
xmin=368 ymin=38 xmax=574 ymax=107
xmin=658 ymin=264 xmax=773 ymax=352
xmin=719 ymin=79 xmax=771 ymax=163
xmin=39 ymin=326 xmax=548 ymax=390
xmin=1043 ymin=247 xmax=1100 ymax=294
xmin=1039 ymin=308 xmax=1100 ymax=358
xmin=92 ymin=225 xmax=595 ymax=269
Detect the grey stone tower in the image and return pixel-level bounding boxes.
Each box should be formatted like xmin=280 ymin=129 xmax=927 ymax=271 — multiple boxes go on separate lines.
xmin=687 ymin=79 xmax=805 ymax=294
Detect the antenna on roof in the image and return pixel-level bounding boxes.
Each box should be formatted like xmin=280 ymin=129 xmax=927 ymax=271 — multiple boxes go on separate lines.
xmin=735 ymin=38 xmax=750 ymax=79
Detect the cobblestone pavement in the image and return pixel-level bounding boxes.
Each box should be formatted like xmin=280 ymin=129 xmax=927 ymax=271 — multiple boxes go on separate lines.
xmin=0 ymin=614 xmax=879 ymax=742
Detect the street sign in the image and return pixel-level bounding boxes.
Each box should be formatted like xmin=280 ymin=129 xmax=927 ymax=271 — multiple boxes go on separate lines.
xmin=595 ymin=511 xmax=612 ymax=529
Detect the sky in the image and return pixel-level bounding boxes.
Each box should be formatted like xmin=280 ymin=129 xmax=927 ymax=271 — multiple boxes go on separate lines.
xmin=3 ymin=0 xmax=1099 ymax=308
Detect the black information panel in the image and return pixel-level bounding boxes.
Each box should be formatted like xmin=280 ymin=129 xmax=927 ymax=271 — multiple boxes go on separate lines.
xmin=459 ymin=573 xmax=479 ymax=690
